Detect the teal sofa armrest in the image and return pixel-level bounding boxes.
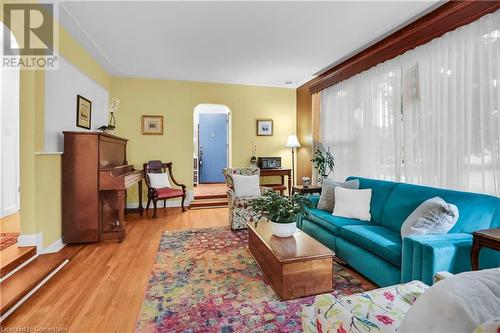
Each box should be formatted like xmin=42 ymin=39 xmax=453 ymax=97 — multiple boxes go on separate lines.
xmin=297 ymin=195 xmax=320 ymax=229
xmin=403 ymin=233 xmax=500 ymax=285
xmin=402 ymin=233 xmax=473 ymax=285
xmin=308 ymin=195 xmax=320 ymax=208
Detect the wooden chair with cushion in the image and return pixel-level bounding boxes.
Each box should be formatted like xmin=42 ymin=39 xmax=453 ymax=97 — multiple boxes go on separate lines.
xmin=143 ymin=160 xmax=186 ymax=218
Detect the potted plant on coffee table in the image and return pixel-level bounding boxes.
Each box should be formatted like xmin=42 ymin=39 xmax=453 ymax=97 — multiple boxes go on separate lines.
xmin=251 ymin=191 xmax=312 ymax=237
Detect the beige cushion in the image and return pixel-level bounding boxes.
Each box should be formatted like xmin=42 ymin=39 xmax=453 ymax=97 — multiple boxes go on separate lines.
xmin=317 ymin=179 xmax=360 ymax=212
xmin=232 ymin=174 xmax=260 ymax=198
xmin=333 ymin=187 xmax=372 ymax=221
xmin=148 ymin=172 xmax=171 ymax=189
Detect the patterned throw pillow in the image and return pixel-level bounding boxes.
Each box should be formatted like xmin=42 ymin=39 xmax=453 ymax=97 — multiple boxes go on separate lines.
xmin=400 ymin=196 xmax=459 ymax=238
xmin=317 ymin=179 xmax=359 ymax=212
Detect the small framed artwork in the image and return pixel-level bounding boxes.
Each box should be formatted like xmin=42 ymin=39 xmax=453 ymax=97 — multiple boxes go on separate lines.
xmin=142 ymin=115 xmax=164 ymax=135
xmin=256 ymin=119 xmax=273 ymax=136
xmin=76 ymin=95 xmax=92 ymax=130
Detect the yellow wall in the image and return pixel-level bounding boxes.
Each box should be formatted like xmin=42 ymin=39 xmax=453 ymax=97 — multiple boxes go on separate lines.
xmin=111 ymin=78 xmax=296 ymax=201
xmin=3 ymin=3 xmax=295 ymax=247
xmin=2 ymin=3 xmax=112 ymax=247
xmin=34 ymin=154 xmax=62 ymax=246
xmin=31 ymin=24 xmax=111 ymax=247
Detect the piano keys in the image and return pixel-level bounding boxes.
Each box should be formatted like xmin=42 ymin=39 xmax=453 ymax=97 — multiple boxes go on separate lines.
xmin=62 ymin=132 xmax=144 ymax=243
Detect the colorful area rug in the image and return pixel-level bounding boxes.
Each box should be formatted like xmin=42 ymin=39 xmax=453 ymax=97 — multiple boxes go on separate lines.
xmin=136 ymin=228 xmax=370 ymax=333
xmin=0 ymin=232 xmax=19 ymax=250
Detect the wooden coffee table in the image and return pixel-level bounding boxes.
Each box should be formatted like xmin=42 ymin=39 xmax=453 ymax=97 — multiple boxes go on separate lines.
xmin=247 ymin=221 xmax=334 ymax=300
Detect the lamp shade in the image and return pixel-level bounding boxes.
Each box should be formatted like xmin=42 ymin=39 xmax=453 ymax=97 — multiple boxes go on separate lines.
xmin=285 ymin=135 xmax=301 ymax=148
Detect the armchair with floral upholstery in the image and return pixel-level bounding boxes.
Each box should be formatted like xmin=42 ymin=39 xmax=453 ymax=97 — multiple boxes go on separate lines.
xmin=302 ymin=269 xmax=500 ymax=333
xmin=223 ymin=167 xmax=272 ymax=230
xmin=301 ymin=280 xmax=429 ymax=333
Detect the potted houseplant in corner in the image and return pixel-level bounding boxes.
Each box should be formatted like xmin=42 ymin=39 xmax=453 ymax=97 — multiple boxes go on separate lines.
xmin=311 ymin=144 xmax=335 ymax=184
xmin=251 ymin=191 xmax=312 ymax=237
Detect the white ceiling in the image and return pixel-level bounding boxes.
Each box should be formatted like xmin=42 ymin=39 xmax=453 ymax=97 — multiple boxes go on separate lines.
xmin=59 ymin=1 xmax=439 ymax=88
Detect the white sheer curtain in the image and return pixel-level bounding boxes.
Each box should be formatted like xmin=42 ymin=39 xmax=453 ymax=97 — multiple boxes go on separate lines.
xmin=402 ymin=10 xmax=500 ymax=196
xmin=321 ymin=57 xmax=402 ymax=182
xmin=320 ymin=9 xmax=500 ymax=196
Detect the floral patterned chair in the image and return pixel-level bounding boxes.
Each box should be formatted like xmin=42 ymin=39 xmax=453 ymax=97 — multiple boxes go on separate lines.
xmin=303 ymin=270 xmax=500 ymax=333
xmin=223 ymin=167 xmax=271 ymax=230
xmin=302 ymin=280 xmax=429 ymax=333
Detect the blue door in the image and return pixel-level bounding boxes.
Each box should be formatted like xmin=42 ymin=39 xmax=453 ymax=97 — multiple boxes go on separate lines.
xmin=199 ymin=113 xmax=228 ymax=183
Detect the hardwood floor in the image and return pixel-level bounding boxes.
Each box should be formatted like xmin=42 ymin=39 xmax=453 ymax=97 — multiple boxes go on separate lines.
xmin=0 ymin=213 xmax=20 ymax=233
xmin=1 ymin=207 xmax=375 ymax=332
xmin=193 ymin=183 xmax=227 ymax=197
xmin=1 ymin=208 xmax=228 ymax=333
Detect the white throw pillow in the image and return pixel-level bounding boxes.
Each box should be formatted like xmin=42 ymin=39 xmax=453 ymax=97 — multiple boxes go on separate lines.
xmin=148 ymin=173 xmax=171 ymax=189
xmin=232 ymin=174 xmax=260 ymax=198
xmin=332 ymin=187 xmax=372 ymax=221
xmin=400 ymin=196 xmax=459 ymax=238
xmin=398 ymin=268 xmax=500 ymax=333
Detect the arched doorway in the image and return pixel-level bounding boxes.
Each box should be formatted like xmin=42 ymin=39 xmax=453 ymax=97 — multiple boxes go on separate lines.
xmin=193 ymin=104 xmax=231 ymax=197
xmin=0 ymin=23 xmax=21 ymax=242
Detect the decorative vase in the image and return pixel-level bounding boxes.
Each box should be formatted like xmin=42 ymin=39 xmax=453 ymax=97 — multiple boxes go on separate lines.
xmin=270 ymin=221 xmax=296 ymax=237
xmin=302 ymin=178 xmax=311 ymax=187
xmin=249 ymin=156 xmax=258 ymax=168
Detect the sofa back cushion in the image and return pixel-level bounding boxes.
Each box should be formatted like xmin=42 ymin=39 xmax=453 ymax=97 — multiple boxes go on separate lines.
xmin=345 ymin=177 xmax=398 ymax=224
xmin=382 ymin=182 xmax=499 ymax=233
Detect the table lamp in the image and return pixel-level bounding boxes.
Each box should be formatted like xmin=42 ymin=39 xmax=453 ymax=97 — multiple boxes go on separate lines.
xmin=285 ymin=134 xmax=301 ymax=186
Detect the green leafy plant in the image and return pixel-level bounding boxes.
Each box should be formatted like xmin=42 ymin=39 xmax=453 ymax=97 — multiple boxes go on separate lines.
xmin=251 ymin=191 xmax=312 ymax=225
xmin=311 ymin=145 xmax=335 ymax=178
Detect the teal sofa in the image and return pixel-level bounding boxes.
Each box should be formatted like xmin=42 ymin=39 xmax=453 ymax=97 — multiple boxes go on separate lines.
xmin=298 ymin=177 xmax=500 ymax=287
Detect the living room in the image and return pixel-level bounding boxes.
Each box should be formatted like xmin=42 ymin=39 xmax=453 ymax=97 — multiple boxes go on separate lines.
xmin=0 ymin=1 xmax=499 ymax=332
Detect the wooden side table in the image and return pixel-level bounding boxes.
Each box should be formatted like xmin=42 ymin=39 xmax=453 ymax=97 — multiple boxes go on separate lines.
xmin=471 ymin=228 xmax=500 ymax=270
xmin=291 ymin=185 xmax=322 ymax=195
xmin=260 ymin=168 xmax=291 ymax=195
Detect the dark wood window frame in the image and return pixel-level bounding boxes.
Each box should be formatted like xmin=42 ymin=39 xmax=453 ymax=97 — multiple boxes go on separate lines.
xmin=309 ymin=0 xmax=500 ymax=94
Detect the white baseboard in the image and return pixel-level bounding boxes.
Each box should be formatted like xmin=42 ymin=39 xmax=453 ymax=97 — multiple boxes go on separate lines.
xmin=0 ymin=206 xmax=19 ymax=218
xmin=17 ymin=233 xmax=65 ymax=254
xmin=42 ymin=238 xmax=65 ymax=254
xmin=17 ymin=232 xmax=43 ymax=253
xmin=127 ymin=190 xmax=194 ymax=209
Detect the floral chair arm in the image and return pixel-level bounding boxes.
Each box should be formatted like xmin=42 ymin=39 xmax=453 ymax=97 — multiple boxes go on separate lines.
xmin=433 ymin=271 xmax=454 ymax=283
xmin=259 ymin=186 xmax=273 ymax=194
xmin=226 ymin=188 xmax=237 ymax=206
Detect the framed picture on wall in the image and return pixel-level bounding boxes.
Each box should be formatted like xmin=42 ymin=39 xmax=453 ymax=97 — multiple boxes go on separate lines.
xmin=256 ymin=119 xmax=273 ymax=136
xmin=76 ymin=95 xmax=92 ymax=130
xmin=142 ymin=115 xmax=164 ymax=135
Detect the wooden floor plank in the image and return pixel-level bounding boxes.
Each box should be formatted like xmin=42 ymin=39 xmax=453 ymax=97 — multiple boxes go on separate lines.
xmin=0 ymin=246 xmax=36 ymax=278
xmin=0 ymin=213 xmax=20 ymax=234
xmin=1 ymin=208 xmax=228 ymax=332
xmin=0 ymin=246 xmax=80 ymax=315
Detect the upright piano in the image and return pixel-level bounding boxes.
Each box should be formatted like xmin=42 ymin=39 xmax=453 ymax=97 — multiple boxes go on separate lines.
xmin=62 ymin=132 xmax=144 ymax=243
